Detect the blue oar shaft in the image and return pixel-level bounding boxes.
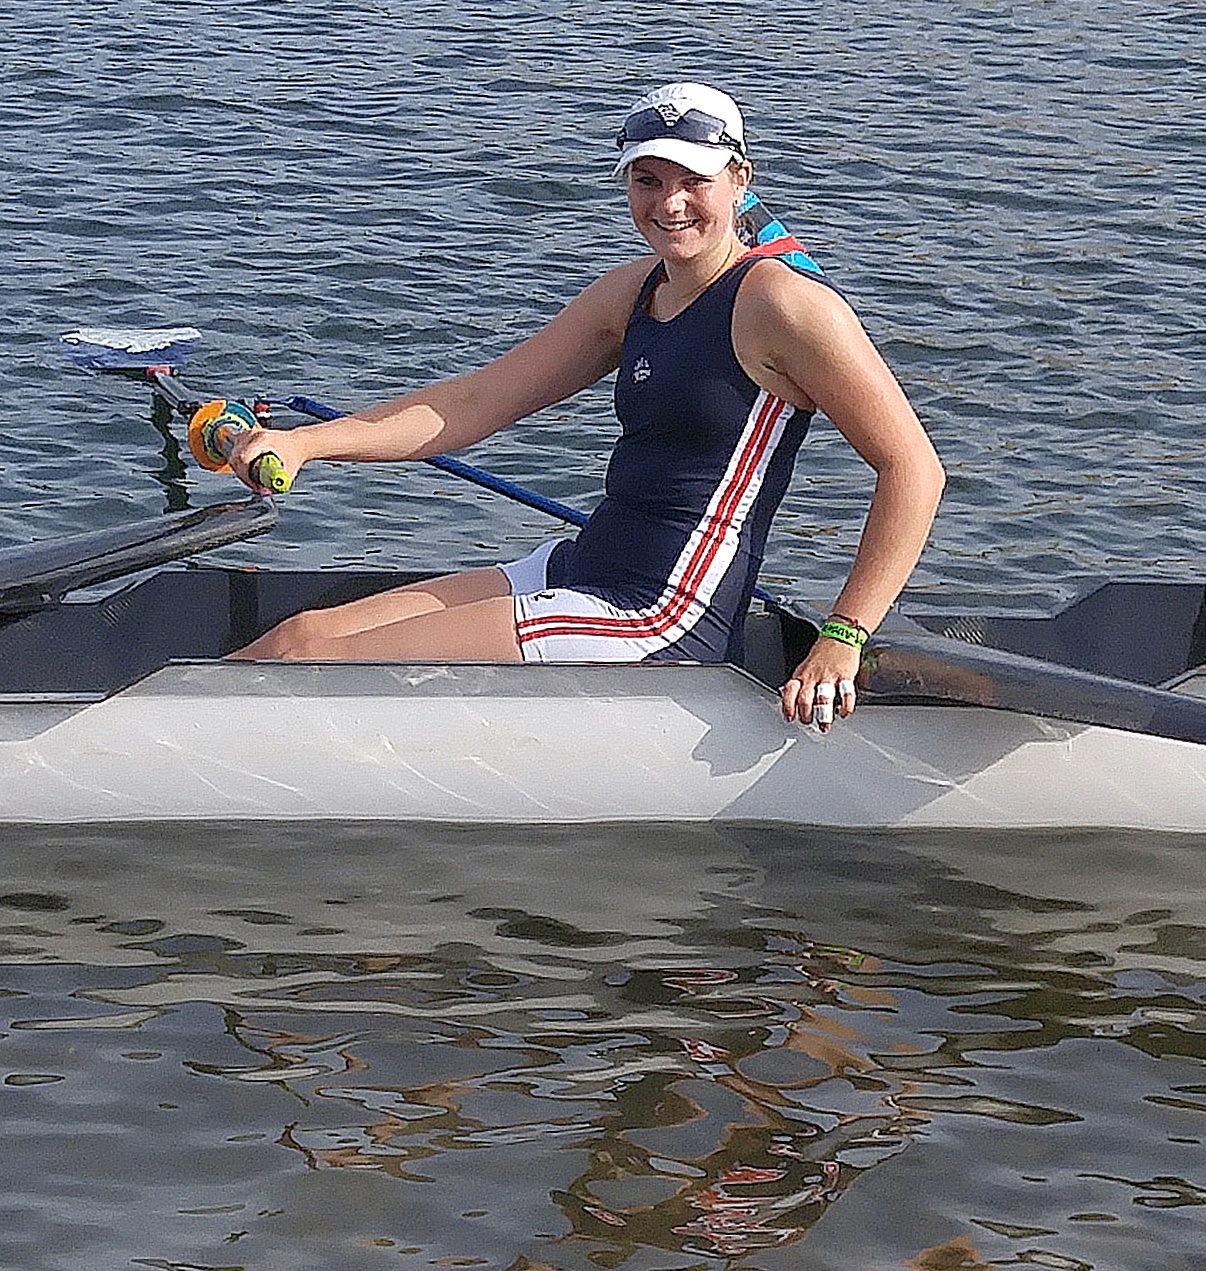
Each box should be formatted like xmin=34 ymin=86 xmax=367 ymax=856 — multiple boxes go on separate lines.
xmin=279 ymin=393 xmax=776 ymax=607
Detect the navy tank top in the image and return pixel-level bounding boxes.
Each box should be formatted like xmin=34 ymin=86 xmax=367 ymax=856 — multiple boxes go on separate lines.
xmin=546 ymin=254 xmax=813 ymax=662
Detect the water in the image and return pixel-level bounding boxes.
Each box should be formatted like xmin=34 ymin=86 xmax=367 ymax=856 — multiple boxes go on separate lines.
xmin=2 ymin=822 xmax=1204 ymax=1270
xmin=4 ymin=0 xmax=1205 ymax=605
xmin=1 ymin=0 xmax=1205 ymax=1266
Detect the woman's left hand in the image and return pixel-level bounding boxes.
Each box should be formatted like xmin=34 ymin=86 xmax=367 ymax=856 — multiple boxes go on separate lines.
xmin=781 ymin=637 xmax=863 ymax=731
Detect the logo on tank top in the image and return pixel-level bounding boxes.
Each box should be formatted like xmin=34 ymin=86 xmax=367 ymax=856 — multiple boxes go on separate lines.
xmin=632 ymin=356 xmax=652 ymax=383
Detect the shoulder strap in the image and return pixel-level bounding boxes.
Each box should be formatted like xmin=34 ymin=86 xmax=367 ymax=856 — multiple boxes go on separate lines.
xmin=635 ymin=260 xmax=667 ymax=311
xmin=735 ymin=192 xmax=827 ymax=279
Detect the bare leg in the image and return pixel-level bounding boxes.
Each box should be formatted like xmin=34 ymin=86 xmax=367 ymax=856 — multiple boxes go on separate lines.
xmin=228 ymin=566 xmax=521 ymax=661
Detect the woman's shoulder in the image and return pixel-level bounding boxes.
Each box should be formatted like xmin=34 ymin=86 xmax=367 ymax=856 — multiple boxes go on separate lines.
xmin=735 ymin=255 xmax=858 ymax=331
xmin=738 ymin=253 xmax=846 ymax=301
xmin=594 ymin=255 xmax=662 ymax=303
xmin=563 ymin=255 xmax=661 ymax=337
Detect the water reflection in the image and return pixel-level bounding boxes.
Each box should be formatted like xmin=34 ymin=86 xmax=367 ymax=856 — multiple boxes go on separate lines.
xmin=0 ymin=821 xmax=1202 ymax=1270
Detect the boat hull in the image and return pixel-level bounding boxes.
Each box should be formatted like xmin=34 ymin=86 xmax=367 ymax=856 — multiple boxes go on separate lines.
xmin=1 ymin=661 xmax=1200 ymax=831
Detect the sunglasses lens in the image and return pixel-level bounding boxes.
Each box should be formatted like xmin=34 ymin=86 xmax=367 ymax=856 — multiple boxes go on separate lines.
xmin=617 ymin=108 xmax=742 ymax=154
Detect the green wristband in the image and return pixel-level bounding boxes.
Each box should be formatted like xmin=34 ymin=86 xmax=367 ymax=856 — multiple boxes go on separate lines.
xmin=818 ymin=618 xmax=868 ymax=649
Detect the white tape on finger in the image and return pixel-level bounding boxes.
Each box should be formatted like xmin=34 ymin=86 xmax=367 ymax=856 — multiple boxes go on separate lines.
xmin=813 ymin=682 xmax=835 ymax=727
xmin=838 ymin=679 xmax=857 ymax=697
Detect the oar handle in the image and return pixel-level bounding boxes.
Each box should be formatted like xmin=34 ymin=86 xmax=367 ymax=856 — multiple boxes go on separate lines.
xmin=248 ymin=451 xmax=292 ymax=495
xmin=189 ymin=400 xmax=293 ymax=494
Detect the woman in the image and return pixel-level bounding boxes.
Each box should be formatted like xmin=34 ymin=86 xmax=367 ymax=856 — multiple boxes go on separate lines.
xmin=229 ymin=82 xmax=945 ymax=730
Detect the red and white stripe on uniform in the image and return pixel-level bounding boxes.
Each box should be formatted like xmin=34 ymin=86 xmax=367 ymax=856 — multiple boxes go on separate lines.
xmin=514 ymin=389 xmax=795 ymax=662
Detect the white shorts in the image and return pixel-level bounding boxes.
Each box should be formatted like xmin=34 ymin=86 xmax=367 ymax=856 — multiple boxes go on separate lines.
xmin=498 ymin=538 xmax=568 ymax=597
xmin=500 ymin=539 xmax=692 ymax=664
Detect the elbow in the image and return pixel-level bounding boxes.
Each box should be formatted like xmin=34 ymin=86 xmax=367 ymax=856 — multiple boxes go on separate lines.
xmin=907 ymin=440 xmax=946 ymax=513
xmin=926 ymin=453 xmax=947 ymax=511
xmin=880 ymin=448 xmax=946 ymax=513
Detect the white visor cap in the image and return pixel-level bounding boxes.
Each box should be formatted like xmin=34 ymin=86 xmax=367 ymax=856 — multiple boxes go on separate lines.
xmin=613 ymin=82 xmax=746 ymax=178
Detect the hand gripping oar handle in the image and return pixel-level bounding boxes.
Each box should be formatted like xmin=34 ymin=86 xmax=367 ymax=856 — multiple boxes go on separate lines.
xmin=189 ymin=400 xmax=292 ymax=494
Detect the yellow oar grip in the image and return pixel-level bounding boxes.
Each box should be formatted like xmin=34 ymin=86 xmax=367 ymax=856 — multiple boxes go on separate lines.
xmin=249 ymin=451 xmax=292 ymax=494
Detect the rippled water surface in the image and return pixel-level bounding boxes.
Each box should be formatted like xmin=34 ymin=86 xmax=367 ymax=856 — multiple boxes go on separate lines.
xmin=2 ymin=1 xmax=1205 ymax=1267
xmin=2 ymin=821 xmax=1205 ymax=1270
xmin=4 ymin=0 xmax=1205 ymax=606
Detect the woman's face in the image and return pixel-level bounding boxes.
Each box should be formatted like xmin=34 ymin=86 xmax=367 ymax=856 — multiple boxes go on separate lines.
xmin=626 ymin=156 xmax=750 ymax=265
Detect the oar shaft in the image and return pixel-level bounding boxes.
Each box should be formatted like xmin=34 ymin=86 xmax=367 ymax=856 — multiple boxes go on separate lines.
xmin=147 ymin=369 xmax=202 ymax=417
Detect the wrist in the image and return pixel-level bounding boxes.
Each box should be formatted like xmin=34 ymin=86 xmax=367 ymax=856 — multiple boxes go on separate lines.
xmin=818 ymin=615 xmax=869 ymax=650
xmin=290 ymin=424 xmax=330 ymax=465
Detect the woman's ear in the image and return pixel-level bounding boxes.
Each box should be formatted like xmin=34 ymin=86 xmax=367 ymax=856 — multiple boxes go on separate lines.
xmin=731 ymin=160 xmax=753 ymax=200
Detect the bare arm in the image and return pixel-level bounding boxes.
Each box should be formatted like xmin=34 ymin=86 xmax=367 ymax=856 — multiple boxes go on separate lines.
xmin=733 ymin=261 xmax=946 ymax=723
xmin=229 ymin=259 xmax=654 ymax=487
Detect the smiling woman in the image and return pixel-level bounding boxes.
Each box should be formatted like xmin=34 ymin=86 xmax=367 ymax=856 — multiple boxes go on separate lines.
xmin=228 ymin=81 xmax=945 ymax=731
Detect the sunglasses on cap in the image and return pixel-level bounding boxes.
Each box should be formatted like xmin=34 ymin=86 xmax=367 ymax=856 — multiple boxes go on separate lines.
xmin=616 ymin=106 xmax=745 ymax=156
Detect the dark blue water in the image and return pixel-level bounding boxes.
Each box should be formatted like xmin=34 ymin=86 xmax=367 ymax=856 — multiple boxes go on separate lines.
xmin=2 ymin=2 xmax=1205 ymax=1267
xmin=4 ymin=0 xmax=1205 ymax=605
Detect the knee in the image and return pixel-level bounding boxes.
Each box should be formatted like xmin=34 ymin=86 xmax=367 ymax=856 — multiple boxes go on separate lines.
xmin=242 ymin=608 xmax=337 ymax=660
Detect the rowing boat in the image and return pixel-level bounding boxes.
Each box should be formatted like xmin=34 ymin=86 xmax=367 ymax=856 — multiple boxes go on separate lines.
xmin=2 ymin=500 xmax=1204 ymax=829
xmin=4 ymin=327 xmax=1202 ymax=831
